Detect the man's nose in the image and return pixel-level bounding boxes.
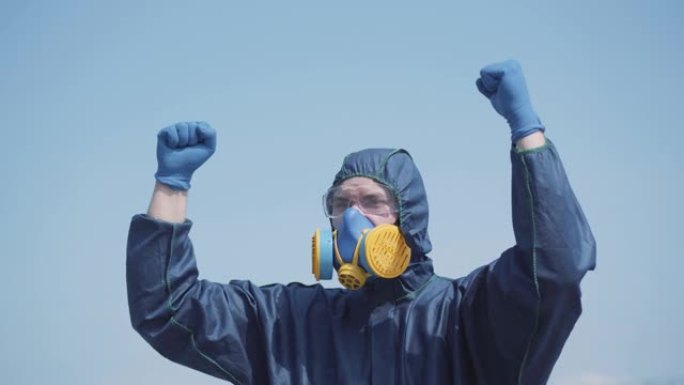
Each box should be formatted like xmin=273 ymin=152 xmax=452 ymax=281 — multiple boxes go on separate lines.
xmin=349 ymin=202 xmax=368 ymax=215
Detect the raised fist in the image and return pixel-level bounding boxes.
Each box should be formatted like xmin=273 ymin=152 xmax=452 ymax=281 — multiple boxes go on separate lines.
xmin=476 ymin=60 xmax=545 ymax=142
xmin=154 ymin=121 xmax=217 ymax=190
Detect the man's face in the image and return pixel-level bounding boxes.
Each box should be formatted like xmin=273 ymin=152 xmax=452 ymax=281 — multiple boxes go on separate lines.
xmin=327 ymin=177 xmax=398 ymax=228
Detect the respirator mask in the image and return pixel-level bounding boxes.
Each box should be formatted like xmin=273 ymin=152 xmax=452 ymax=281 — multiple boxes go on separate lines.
xmin=311 ymin=182 xmax=411 ymax=289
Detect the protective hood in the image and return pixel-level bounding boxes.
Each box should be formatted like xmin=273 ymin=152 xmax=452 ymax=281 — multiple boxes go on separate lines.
xmin=332 ymin=148 xmax=431 ymax=261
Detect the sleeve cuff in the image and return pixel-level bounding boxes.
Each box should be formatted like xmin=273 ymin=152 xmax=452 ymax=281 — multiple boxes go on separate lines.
xmin=131 ymin=213 xmax=193 ymax=228
xmin=513 ymin=137 xmax=551 ymax=155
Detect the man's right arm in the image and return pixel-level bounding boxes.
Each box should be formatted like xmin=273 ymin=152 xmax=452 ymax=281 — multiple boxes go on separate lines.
xmin=147 ymin=181 xmax=187 ymax=224
xmin=127 ymin=122 xmax=264 ymax=384
xmin=127 ymin=214 xmax=252 ymax=384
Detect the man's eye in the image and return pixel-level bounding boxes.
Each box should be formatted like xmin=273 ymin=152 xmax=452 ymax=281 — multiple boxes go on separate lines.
xmin=362 ymin=197 xmax=384 ymax=208
xmin=332 ymin=199 xmax=350 ymax=210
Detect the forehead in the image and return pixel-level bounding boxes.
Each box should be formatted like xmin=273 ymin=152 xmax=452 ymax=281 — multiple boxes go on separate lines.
xmin=336 ymin=177 xmax=390 ymax=196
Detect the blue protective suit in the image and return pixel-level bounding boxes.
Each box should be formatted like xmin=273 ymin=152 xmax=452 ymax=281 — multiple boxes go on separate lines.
xmin=127 ymin=140 xmax=596 ymax=385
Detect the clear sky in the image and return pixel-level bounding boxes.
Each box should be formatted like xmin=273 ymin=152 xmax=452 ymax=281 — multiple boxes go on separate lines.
xmin=1 ymin=1 xmax=683 ymax=384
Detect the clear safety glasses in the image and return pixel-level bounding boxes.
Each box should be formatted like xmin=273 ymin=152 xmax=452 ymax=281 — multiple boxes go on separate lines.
xmin=322 ymin=183 xmax=398 ymax=219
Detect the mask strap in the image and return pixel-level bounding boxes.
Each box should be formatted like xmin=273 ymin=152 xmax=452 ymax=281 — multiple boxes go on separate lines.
xmin=333 ymin=229 xmax=368 ymax=267
xmin=351 ymin=229 xmax=370 ymax=265
xmin=333 ymin=230 xmax=345 ymax=266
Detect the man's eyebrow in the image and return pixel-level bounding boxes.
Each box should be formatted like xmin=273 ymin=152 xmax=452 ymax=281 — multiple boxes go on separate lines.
xmin=363 ymin=192 xmax=387 ymax=199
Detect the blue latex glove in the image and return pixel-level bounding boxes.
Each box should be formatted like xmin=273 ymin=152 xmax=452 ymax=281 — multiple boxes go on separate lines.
xmin=154 ymin=121 xmax=216 ymax=190
xmin=476 ymin=60 xmax=545 ymax=142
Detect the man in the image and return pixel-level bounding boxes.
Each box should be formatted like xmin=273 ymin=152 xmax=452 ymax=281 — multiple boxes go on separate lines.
xmin=127 ymin=60 xmax=596 ymax=384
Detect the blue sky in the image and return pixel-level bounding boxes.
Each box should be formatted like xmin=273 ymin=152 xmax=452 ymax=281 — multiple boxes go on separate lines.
xmin=1 ymin=1 xmax=683 ymax=384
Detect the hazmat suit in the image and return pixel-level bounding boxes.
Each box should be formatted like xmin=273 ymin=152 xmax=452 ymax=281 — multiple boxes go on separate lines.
xmin=126 ymin=60 xmax=596 ymax=385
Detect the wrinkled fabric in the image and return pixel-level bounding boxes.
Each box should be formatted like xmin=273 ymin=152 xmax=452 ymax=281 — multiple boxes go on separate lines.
xmin=127 ymin=140 xmax=596 ymax=385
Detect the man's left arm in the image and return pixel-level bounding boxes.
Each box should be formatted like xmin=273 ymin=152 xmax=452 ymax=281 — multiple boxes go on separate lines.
xmin=509 ymin=135 xmax=596 ymax=381
xmin=460 ymin=61 xmax=597 ymax=384
xmin=516 ymin=131 xmax=546 ymax=151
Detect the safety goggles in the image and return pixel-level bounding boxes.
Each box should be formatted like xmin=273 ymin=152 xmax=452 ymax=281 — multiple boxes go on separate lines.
xmin=322 ymin=183 xmax=398 ymax=219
